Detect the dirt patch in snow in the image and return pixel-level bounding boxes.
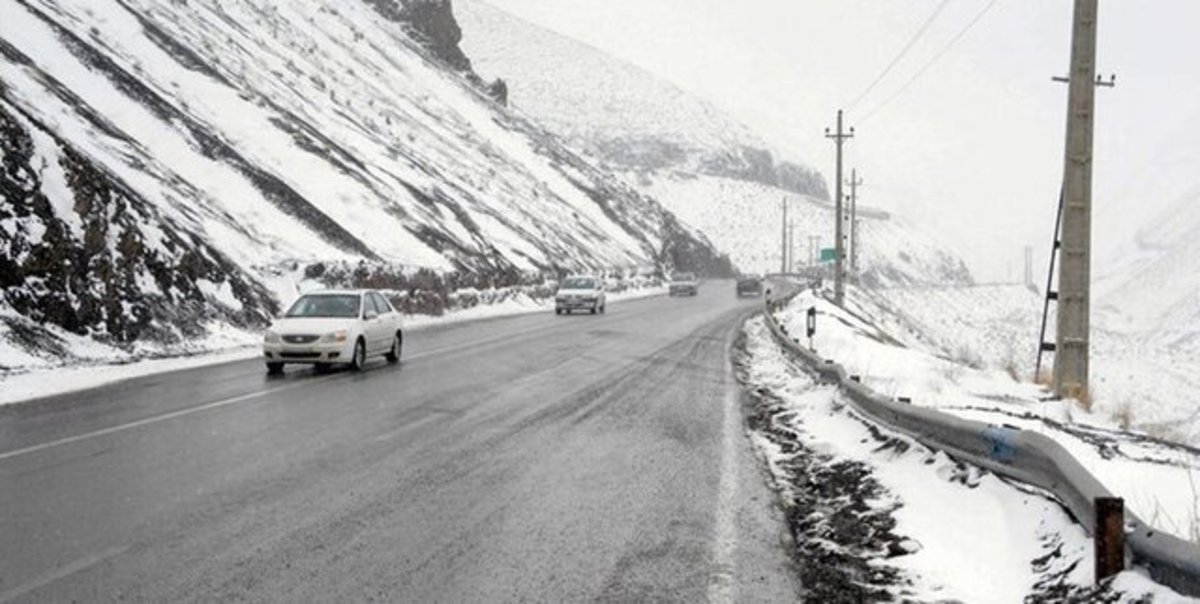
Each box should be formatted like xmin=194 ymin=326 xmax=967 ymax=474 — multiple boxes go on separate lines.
xmin=734 ymin=332 xmax=912 ymax=601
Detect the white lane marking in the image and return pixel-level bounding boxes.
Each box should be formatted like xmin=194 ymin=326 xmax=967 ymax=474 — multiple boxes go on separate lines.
xmin=0 ymin=545 xmax=128 ymax=602
xmin=371 ymin=413 xmax=442 ymax=442
xmin=0 ymin=320 xmax=562 ymax=464
xmin=0 ymin=380 xmax=318 ymax=463
xmin=708 ymin=347 xmax=741 ymax=604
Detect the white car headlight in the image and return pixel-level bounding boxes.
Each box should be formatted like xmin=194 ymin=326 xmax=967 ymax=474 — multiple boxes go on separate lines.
xmin=321 ymin=330 xmax=349 ymax=343
xmin=263 ymin=330 xmax=281 ymax=344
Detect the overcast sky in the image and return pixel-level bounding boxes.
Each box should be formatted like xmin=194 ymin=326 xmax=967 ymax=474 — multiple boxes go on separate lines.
xmin=482 ymin=0 xmax=1200 ymax=281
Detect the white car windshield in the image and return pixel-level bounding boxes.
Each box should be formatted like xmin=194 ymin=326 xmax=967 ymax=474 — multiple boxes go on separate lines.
xmin=561 ymin=278 xmax=596 ymax=289
xmin=672 ymin=273 xmax=696 ymax=282
xmin=285 ymin=294 xmax=361 ymax=318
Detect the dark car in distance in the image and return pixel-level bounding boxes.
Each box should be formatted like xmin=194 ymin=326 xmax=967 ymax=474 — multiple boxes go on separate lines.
xmin=736 ymin=276 xmax=763 ymax=297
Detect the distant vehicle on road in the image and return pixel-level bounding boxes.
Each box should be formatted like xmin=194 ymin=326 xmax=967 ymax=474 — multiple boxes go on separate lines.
xmin=668 ymin=272 xmax=699 ymax=297
xmin=736 ymin=276 xmax=763 ymax=297
xmin=555 ymin=275 xmax=606 ymax=315
xmin=263 ymin=289 xmax=403 ymax=375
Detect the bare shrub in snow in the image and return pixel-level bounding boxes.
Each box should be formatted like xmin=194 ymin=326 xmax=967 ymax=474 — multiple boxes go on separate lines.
xmin=951 ymin=344 xmax=984 ymax=370
xmin=1073 ymin=387 xmax=1095 ymax=413
xmin=1111 ymin=400 xmax=1135 ymax=431
xmin=1003 ymin=356 xmax=1021 ymax=382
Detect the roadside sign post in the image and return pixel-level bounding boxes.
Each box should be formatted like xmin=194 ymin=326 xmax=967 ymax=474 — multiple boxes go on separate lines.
xmin=806 ymin=307 xmax=817 ymax=351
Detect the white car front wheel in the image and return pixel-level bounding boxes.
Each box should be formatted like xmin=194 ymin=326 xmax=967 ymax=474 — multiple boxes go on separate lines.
xmin=350 ymin=338 xmax=367 ymax=372
xmin=386 ymin=332 xmax=402 ymax=364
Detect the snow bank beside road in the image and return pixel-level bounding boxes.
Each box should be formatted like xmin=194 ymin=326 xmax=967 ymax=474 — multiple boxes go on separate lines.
xmin=777 ymin=288 xmax=1200 ymax=547
xmin=738 ymin=318 xmax=1102 ymax=601
xmin=0 ymin=285 xmax=665 ymax=406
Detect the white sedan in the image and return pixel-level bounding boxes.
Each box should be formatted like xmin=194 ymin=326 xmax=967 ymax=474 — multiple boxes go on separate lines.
xmin=555 ymin=275 xmax=607 ymax=315
xmin=262 ymin=289 xmax=403 ymax=374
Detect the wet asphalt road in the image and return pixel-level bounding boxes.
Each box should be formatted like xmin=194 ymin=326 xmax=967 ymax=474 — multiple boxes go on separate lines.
xmin=0 ymin=283 xmax=798 ymax=602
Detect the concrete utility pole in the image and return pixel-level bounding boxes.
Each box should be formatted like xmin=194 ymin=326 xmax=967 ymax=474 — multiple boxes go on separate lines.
xmin=825 ymin=110 xmax=854 ymax=305
xmin=846 ymin=169 xmax=864 ymax=277
xmin=1053 ymin=0 xmax=1111 ymax=400
xmin=780 ymin=197 xmax=788 ymax=274
xmin=1051 ymin=0 xmax=1113 ymax=403
xmin=788 ymin=222 xmax=796 ymax=273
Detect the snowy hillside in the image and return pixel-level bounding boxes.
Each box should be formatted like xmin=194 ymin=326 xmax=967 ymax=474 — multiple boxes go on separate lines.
xmin=0 ymin=0 xmax=730 ymax=369
xmin=1096 ymin=187 xmax=1200 ymax=352
xmin=456 ymin=0 xmax=828 ymax=200
xmin=775 ymin=288 xmax=1200 ymax=551
xmin=455 ymin=1 xmax=977 ymax=289
xmin=858 ymin=282 xmax=1200 ymax=446
xmin=639 ymin=173 xmax=973 ymax=286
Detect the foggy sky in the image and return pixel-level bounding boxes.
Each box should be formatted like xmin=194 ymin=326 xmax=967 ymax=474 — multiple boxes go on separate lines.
xmin=482 ymin=0 xmax=1200 ymax=281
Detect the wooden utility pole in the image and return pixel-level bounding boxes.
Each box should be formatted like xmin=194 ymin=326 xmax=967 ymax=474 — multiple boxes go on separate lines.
xmin=1053 ymin=0 xmax=1111 ymax=400
xmin=825 ymin=110 xmax=854 ymax=305
xmin=847 ymin=169 xmax=864 ymax=277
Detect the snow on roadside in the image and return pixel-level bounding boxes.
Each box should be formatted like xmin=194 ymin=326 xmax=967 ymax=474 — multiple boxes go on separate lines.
xmin=776 ymin=287 xmax=1200 ymax=548
xmin=0 ymin=286 xmax=665 ymax=406
xmin=739 ymin=317 xmax=1088 ymax=601
xmin=738 ymin=316 xmax=1193 ymax=602
xmin=0 ymin=347 xmax=262 ymax=406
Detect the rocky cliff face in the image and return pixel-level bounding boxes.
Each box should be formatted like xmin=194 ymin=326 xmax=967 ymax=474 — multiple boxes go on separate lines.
xmin=1 ymin=99 xmax=276 ymax=357
xmin=362 ymin=0 xmax=472 ymax=71
xmin=699 ymin=147 xmax=830 ymax=201
xmin=456 ymin=0 xmax=830 ymax=201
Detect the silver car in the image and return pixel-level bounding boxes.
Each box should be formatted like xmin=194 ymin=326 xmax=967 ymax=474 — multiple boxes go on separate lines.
xmin=555 ymin=275 xmax=607 ymax=315
xmin=668 ymin=272 xmax=699 ymax=297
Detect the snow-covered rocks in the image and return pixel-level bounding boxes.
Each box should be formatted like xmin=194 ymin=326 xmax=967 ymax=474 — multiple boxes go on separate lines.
xmin=0 ymin=0 xmax=727 ymax=369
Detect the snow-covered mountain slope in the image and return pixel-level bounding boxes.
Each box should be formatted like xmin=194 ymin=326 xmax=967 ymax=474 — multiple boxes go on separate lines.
xmin=1096 ymin=187 xmax=1200 ymax=351
xmin=0 ymin=0 xmax=730 ymax=368
xmin=455 ymin=0 xmax=828 ymax=200
xmin=455 ymin=1 xmax=974 ymax=288
xmin=638 ymin=173 xmax=973 ymax=287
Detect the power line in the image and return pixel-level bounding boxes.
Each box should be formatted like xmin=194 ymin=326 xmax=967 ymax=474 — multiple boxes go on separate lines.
xmin=847 ymin=0 xmax=953 ymax=111
xmin=859 ymin=0 xmax=1002 ymax=124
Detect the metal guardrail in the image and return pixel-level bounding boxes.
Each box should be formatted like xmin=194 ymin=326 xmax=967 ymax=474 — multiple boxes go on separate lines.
xmin=760 ymin=287 xmax=1200 ymax=596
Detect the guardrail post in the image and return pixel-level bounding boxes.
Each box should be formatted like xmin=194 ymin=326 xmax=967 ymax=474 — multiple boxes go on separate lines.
xmin=1095 ymin=497 xmax=1125 ymax=582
